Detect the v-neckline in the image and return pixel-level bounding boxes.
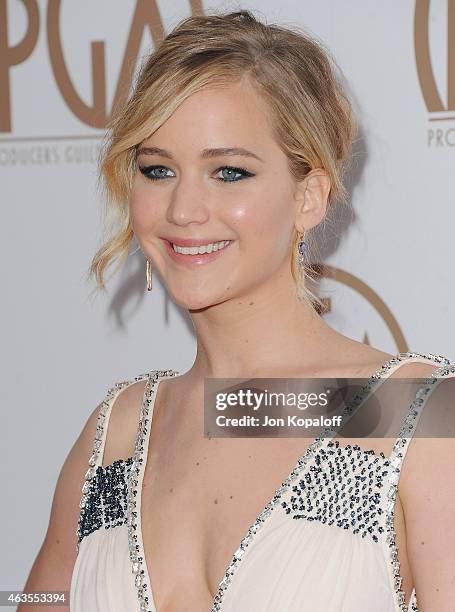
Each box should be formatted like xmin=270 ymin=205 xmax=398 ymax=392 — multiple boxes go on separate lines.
xmin=127 ymin=352 xmax=444 ymax=612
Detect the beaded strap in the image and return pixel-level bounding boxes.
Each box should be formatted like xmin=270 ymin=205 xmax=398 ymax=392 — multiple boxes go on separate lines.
xmin=126 ymin=369 xmax=180 ymax=612
xmin=75 ymin=373 xmax=150 ymax=553
xmin=384 ymin=357 xmax=455 ymax=612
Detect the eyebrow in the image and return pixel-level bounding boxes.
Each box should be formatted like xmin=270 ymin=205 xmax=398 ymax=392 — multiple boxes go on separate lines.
xmin=136 ymin=145 xmax=264 ymax=163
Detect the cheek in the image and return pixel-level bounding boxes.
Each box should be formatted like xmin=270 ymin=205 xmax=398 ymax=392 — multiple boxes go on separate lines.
xmin=129 ymin=179 xmax=160 ymax=234
xmin=229 ymin=182 xmax=294 ymax=251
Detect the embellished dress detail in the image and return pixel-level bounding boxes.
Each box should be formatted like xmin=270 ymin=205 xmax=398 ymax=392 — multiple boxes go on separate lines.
xmin=70 ymin=353 xmax=455 ymax=611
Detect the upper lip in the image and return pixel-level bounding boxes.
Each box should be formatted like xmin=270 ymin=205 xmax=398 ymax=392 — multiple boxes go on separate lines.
xmin=164 ymin=237 xmax=232 ymax=247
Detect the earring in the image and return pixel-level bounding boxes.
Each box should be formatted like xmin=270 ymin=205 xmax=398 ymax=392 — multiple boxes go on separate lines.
xmin=146 ymin=259 xmax=152 ymax=291
xmin=297 ymin=231 xmax=308 ymax=270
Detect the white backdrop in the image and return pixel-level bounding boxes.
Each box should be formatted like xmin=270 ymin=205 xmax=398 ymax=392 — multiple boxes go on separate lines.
xmin=1 ymin=0 xmax=454 ymax=600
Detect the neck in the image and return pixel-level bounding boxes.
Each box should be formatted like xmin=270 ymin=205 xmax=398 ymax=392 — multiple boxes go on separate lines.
xmin=186 ymin=270 xmax=338 ymax=379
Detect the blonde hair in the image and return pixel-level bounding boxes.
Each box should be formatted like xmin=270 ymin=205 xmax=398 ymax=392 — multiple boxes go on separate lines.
xmin=89 ymin=9 xmax=358 ymax=312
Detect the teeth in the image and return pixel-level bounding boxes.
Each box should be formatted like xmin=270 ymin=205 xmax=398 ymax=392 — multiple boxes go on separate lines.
xmin=172 ymin=240 xmax=231 ymax=255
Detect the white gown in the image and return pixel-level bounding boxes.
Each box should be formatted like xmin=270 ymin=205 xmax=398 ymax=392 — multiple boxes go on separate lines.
xmin=70 ymin=351 xmax=455 ymax=611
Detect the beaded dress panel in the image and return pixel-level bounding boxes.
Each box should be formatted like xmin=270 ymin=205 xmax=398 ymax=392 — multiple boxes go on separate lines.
xmin=70 ymin=353 xmax=455 ymax=611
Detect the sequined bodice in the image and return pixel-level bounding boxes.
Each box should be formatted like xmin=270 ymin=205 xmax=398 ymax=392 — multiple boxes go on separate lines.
xmin=77 ymin=458 xmax=133 ymax=544
xmin=71 ymin=352 xmax=455 ymax=612
xmin=281 ymin=440 xmax=389 ymax=543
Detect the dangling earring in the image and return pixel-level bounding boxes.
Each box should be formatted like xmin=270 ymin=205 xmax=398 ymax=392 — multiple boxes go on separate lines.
xmin=146 ymin=259 xmax=152 ymax=291
xmin=297 ymin=231 xmax=308 ymax=270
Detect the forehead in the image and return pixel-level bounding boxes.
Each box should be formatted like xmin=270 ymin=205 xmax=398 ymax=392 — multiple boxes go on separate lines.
xmin=142 ymin=79 xmax=278 ymax=153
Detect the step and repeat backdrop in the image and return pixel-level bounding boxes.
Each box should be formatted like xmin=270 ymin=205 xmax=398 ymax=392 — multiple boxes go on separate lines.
xmin=1 ymin=0 xmax=454 ymax=596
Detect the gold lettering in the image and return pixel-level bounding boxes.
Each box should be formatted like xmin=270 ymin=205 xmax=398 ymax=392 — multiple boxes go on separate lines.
xmin=46 ymin=0 xmax=107 ymax=127
xmin=414 ymin=0 xmax=455 ymax=112
xmin=111 ymin=0 xmax=165 ymax=119
xmin=111 ymin=0 xmax=204 ymax=118
xmin=2 ymin=0 xmax=205 ymax=132
xmin=0 ymin=0 xmax=39 ymax=132
xmin=414 ymin=0 xmax=444 ymax=112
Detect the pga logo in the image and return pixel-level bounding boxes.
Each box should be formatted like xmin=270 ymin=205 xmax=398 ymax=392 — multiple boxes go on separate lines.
xmin=0 ymin=0 xmax=188 ymax=132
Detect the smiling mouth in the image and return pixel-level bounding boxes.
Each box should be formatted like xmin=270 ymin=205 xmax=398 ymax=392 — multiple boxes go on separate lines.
xmin=161 ymin=238 xmax=234 ymax=265
xmin=170 ymin=240 xmax=232 ymax=255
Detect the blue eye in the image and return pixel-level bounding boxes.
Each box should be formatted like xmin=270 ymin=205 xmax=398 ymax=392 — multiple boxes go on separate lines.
xmin=216 ymin=166 xmax=254 ymax=182
xmin=139 ymin=165 xmax=174 ymax=181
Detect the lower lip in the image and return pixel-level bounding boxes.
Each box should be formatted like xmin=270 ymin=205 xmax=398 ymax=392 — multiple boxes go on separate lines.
xmin=163 ymin=239 xmax=234 ymax=266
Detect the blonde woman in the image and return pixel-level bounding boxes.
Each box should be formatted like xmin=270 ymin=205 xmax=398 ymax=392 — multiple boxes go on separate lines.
xmin=20 ymin=10 xmax=454 ymax=612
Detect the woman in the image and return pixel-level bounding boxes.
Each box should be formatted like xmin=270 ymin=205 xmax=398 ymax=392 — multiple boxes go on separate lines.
xmin=20 ymin=9 xmax=454 ymax=612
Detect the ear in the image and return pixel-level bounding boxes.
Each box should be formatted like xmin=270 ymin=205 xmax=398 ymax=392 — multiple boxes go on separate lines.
xmin=293 ymin=169 xmax=331 ymax=233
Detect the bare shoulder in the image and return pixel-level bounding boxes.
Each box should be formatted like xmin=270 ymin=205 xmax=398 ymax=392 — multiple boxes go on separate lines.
xmin=398 ymin=420 xmax=455 ymax=605
xmin=338 ymin=338 xmax=449 ymax=378
xmin=102 ymin=377 xmax=149 ymax=467
xmin=19 ymin=387 xmax=127 ymax=603
xmin=343 ymin=341 xmax=455 ymax=603
xmin=103 ymin=370 xmax=188 ymax=466
xmin=18 ymin=372 xmax=158 ymax=607
xmin=396 ymin=366 xmax=454 ymax=517
xmin=35 ymin=396 xmax=108 ymax=555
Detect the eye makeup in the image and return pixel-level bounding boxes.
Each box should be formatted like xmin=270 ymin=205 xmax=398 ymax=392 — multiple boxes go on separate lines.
xmin=138 ymin=164 xmax=255 ymax=183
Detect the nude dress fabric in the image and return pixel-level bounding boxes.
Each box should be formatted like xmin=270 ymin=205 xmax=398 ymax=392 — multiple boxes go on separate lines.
xmin=70 ymin=351 xmax=455 ymax=611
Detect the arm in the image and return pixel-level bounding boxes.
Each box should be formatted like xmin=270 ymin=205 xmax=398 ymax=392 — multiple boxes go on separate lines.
xmin=17 ymin=377 xmax=146 ymax=611
xmin=400 ymin=383 xmax=455 ymax=611
xmin=17 ymin=399 xmax=105 ymax=611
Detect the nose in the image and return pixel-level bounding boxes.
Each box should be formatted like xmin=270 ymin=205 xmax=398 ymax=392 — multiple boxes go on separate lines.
xmin=166 ymin=173 xmax=211 ymax=227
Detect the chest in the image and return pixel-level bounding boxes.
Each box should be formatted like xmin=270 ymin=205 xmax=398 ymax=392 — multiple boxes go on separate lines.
xmin=141 ymin=413 xmax=312 ymax=602
xmin=139 ymin=393 xmax=414 ymax=611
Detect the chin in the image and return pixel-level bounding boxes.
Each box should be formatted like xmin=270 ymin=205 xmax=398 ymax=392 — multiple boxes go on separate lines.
xmin=170 ymin=287 xmax=230 ymax=311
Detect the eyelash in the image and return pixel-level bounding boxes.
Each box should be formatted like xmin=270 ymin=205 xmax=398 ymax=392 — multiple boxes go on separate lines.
xmin=138 ymin=164 xmax=254 ymax=183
